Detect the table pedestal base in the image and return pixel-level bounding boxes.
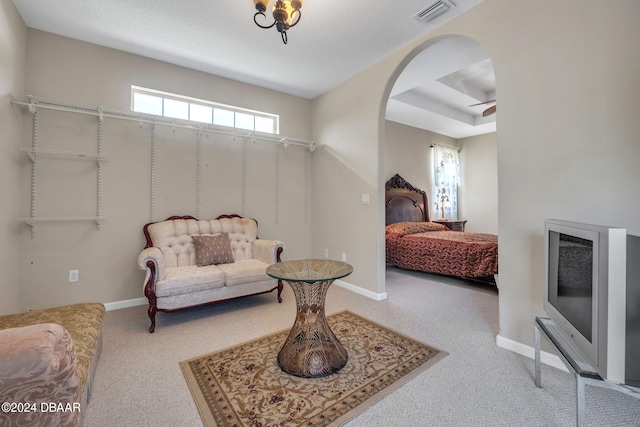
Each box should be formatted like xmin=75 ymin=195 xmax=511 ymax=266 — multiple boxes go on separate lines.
xmin=277 ymin=279 xmax=348 ymax=378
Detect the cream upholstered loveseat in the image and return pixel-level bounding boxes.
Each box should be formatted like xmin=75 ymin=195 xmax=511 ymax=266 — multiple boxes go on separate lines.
xmin=0 ymin=302 xmax=105 ymax=427
xmin=138 ymin=214 xmax=284 ymax=332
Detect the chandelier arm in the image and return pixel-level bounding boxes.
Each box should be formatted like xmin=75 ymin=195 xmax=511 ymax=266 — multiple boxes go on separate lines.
xmin=288 ymin=10 xmax=302 ymax=28
xmin=254 ymin=12 xmax=276 ymax=29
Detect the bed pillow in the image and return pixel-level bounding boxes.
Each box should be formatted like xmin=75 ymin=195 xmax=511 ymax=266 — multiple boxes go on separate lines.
xmin=191 ymin=233 xmax=235 ymax=266
xmin=385 ymin=221 xmax=447 ymax=236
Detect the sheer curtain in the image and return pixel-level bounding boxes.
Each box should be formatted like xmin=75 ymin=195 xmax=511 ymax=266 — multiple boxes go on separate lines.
xmin=432 ymin=145 xmax=460 ymax=221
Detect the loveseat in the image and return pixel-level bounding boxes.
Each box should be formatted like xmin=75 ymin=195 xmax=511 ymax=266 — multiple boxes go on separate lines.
xmin=138 ymin=214 xmax=284 ymax=332
xmin=0 ymin=302 xmax=105 ymax=427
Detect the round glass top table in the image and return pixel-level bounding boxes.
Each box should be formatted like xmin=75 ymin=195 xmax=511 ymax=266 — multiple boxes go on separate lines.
xmin=266 ymin=259 xmax=353 ymax=378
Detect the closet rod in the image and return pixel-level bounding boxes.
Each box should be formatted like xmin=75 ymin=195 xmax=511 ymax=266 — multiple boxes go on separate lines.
xmin=429 ymin=143 xmax=460 ymax=152
xmin=13 ymin=96 xmax=316 ymax=151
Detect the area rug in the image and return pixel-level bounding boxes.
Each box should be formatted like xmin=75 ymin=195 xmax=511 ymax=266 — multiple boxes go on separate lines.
xmin=180 ymin=311 xmax=447 ymax=426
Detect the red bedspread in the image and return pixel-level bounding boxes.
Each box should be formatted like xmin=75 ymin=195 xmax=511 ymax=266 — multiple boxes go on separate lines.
xmin=386 ymin=222 xmax=498 ymax=279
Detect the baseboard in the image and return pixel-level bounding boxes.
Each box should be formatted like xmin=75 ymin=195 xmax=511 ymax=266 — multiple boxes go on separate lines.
xmin=334 ymin=280 xmax=387 ymax=301
xmin=104 ymin=297 xmax=147 ymax=311
xmin=104 ymin=283 xmax=386 ymax=311
xmin=496 ymin=334 xmax=569 ymax=373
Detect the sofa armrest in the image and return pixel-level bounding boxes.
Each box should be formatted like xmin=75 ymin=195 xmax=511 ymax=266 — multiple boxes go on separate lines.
xmin=138 ymin=246 xmax=168 ymax=333
xmin=253 ymin=239 xmax=285 ymax=265
xmin=138 ymin=246 xmax=166 ymax=282
xmin=0 ymin=323 xmax=80 ymax=427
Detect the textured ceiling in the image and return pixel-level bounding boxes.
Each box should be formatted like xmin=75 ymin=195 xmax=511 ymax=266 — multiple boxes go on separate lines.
xmin=12 ymin=0 xmax=494 ymax=138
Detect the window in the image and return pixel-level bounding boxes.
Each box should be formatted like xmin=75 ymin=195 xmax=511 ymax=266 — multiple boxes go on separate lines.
xmin=190 ymin=104 xmax=213 ymax=124
xmin=131 ymin=86 xmax=279 ymax=134
xmin=432 ymin=145 xmax=460 ymax=221
xmin=163 ymin=98 xmax=188 ymax=120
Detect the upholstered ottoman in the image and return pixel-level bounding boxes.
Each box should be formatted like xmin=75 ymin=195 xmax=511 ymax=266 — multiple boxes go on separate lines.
xmin=0 ymin=302 xmax=105 ymax=427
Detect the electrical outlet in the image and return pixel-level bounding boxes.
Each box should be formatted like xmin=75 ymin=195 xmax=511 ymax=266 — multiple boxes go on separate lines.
xmin=68 ymin=270 xmax=79 ymax=282
xmin=341 ymin=252 xmax=347 ymax=262
xmin=324 ymin=249 xmax=329 ymax=258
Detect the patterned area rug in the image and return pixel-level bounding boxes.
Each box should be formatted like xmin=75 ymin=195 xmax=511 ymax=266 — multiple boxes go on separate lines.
xmin=180 ymin=311 xmax=447 ymax=426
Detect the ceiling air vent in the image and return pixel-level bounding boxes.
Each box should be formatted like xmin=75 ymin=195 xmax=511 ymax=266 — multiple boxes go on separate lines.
xmin=413 ymin=0 xmax=456 ymax=23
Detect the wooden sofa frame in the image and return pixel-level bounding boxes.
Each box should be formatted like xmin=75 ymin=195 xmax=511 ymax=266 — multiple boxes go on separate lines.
xmin=141 ymin=214 xmax=283 ymax=332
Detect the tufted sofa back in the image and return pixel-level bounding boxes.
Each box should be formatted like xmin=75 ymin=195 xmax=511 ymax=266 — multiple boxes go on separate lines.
xmin=144 ymin=216 xmax=259 ymax=268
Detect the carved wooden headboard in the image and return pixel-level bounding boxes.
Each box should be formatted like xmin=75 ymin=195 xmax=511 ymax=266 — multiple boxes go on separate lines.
xmin=385 ymin=174 xmax=430 ymax=225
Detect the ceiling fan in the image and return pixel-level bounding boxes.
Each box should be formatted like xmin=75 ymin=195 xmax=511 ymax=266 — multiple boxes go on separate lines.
xmin=469 ymin=99 xmax=496 ymax=117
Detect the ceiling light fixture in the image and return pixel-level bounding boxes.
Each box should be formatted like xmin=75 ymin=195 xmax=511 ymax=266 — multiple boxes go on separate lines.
xmin=253 ymin=0 xmax=303 ymax=44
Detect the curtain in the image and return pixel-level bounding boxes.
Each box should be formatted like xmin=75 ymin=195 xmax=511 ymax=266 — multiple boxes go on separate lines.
xmin=432 ymin=145 xmax=460 ymax=221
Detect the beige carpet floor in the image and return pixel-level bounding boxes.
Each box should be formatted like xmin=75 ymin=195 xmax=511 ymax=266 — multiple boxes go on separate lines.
xmin=180 ymin=311 xmax=446 ymax=426
xmin=83 ymin=267 xmax=640 ymax=426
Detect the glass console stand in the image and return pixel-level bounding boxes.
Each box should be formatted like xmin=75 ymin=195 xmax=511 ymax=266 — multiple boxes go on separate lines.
xmin=534 ymin=317 xmax=640 ymax=426
xmin=267 ymin=259 xmax=353 ymax=378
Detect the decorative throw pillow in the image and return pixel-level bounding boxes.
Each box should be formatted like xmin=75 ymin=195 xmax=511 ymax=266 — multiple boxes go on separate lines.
xmin=191 ymin=233 xmax=234 ymax=266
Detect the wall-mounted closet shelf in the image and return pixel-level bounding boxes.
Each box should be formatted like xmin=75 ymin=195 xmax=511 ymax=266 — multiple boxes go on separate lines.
xmin=16 ymin=96 xmax=108 ymax=238
xmin=15 ymin=95 xmax=313 ymax=233
xmin=17 ymin=217 xmax=105 ymax=227
xmin=20 ymin=147 xmax=108 ymax=164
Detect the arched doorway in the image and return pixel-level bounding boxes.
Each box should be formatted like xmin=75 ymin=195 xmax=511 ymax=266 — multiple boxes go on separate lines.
xmin=380 ymin=34 xmax=499 ymax=297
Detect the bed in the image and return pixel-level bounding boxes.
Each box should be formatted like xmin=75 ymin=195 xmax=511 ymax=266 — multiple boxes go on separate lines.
xmin=385 ymin=174 xmax=498 ymax=284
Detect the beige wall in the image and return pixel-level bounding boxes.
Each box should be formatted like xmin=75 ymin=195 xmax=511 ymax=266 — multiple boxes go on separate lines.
xmin=385 ymin=120 xmax=433 ymax=194
xmin=459 ymin=132 xmax=498 ymax=234
xmin=384 ymin=120 xmax=457 ymax=215
xmin=385 ymin=121 xmax=497 ymax=233
xmin=311 ymin=69 xmax=387 ymax=296
xmin=15 ymin=30 xmax=312 ymax=311
xmin=0 ymin=0 xmax=26 ymax=313
xmin=312 ymin=0 xmax=640 ymax=349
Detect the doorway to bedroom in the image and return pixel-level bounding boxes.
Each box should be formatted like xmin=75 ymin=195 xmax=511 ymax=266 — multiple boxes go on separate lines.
xmin=382 ymin=35 xmax=499 ymax=292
